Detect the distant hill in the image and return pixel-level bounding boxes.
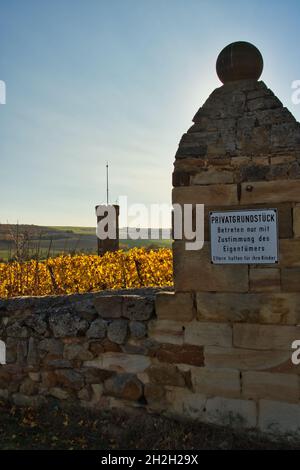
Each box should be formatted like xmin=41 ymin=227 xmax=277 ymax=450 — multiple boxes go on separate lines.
xmin=0 ymin=224 xmax=171 ymax=261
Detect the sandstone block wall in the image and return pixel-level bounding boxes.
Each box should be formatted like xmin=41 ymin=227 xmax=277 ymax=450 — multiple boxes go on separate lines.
xmin=165 ymin=78 xmax=300 ymax=436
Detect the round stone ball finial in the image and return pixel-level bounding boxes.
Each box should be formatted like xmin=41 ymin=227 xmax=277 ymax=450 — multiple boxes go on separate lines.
xmin=216 ymin=41 xmax=263 ymax=84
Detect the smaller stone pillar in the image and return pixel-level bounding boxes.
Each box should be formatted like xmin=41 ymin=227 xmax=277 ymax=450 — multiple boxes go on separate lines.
xmin=95 ymin=204 xmax=119 ymax=255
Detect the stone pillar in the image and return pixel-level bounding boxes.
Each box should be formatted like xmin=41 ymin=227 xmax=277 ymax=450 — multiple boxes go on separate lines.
xmin=154 ymin=41 xmax=300 ymax=433
xmin=95 ymin=204 xmax=119 ymax=255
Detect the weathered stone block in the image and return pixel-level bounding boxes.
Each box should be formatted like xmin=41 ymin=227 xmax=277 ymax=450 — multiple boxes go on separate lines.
xmin=165 ymin=387 xmax=206 ymax=419
xmin=5 ymin=338 xmax=17 ymax=364
xmin=129 ymin=321 xmax=146 ymax=339
xmin=27 ymin=337 xmax=39 ymax=367
xmin=104 ymin=373 xmax=143 ymax=401
xmin=55 ymin=369 xmax=84 ymax=391
xmin=146 ymin=364 xmax=186 ymax=387
xmin=231 ymin=156 xmax=252 ymax=167
xmin=63 ymin=343 xmax=93 ymax=361
xmin=6 ymin=322 xmax=28 ymax=338
xmin=185 ymin=321 xmax=232 ymax=347
xmin=271 ymin=122 xmax=300 ymax=149
xmin=89 ymin=339 xmax=121 ymax=356
xmin=233 ymin=324 xmax=300 ymax=350
xmin=174 ymin=157 xmax=206 ymax=172
xmin=121 ymin=338 xmax=157 ymax=356
xmin=82 ymin=367 xmax=114 ymax=384
xmin=238 ymin=162 xmax=269 ymax=181
xmin=74 ymin=298 xmax=97 ymax=318
xmin=28 ymin=372 xmax=40 ymax=382
xmin=174 ymin=242 xmax=248 ymax=292
xmin=44 ymin=357 xmax=72 ymax=369
xmin=205 ymin=397 xmax=257 ymax=429
xmin=107 ymin=319 xmax=128 ymax=344
xmin=38 ymin=338 xmax=63 ymax=355
xmin=247 ymin=95 xmax=281 ymax=112
xmin=19 ymin=378 xmax=39 ymax=396
xmin=281 ymin=268 xmax=300 ymax=292
xmin=197 ymin=292 xmax=300 ymax=324
xmin=205 ymin=346 xmax=291 ymax=371
xmin=17 ymin=341 xmax=27 ymax=365
xmin=155 ymin=292 xmax=195 ymax=322
xmin=41 ymin=371 xmax=58 ymax=388
xmin=91 ymin=383 xmax=104 ymax=402
xmin=271 ymin=155 xmax=296 ymax=165
xmin=255 ymin=106 xmax=295 ymax=126
xmin=249 ymin=268 xmax=280 ymax=292
xmin=49 ymin=311 xmax=88 ymax=337
xmin=84 ymin=353 xmax=151 ymax=374
xmin=144 ymin=383 xmax=166 ymax=407
xmin=259 ymin=400 xmax=300 ymax=435
xmin=86 ymin=318 xmax=107 ymax=339
xmin=279 ymin=239 xmax=300 ymax=267
xmin=197 ymin=292 xmax=257 ymax=323
xmin=293 ymin=206 xmax=300 ymax=238
xmin=0 ymin=390 xmax=8 ymax=400
xmin=88 ymin=341 xmax=104 ymax=356
xmin=148 ymin=319 xmax=185 ymax=345
xmin=49 ymin=387 xmax=69 ymax=400
xmin=155 ymin=343 xmax=204 ymax=367
xmin=93 ymin=296 xmax=122 ymax=318
xmin=241 ymin=179 xmax=300 ymax=204
xmin=252 ymin=156 xmax=270 ymax=166
xmin=24 ymin=314 xmax=48 ymax=335
xmin=172 ymin=170 xmax=191 ymax=187
xmin=175 ymin=142 xmax=207 ymax=159
xmin=242 ymin=371 xmax=299 ymax=403
xmin=0 ymin=368 xmax=12 ymax=389
xmin=77 ymin=386 xmax=91 ymax=401
xmin=122 ymin=296 xmax=154 ymax=321
xmin=191 ymin=367 xmax=240 ymax=398
xmin=173 ymin=184 xmax=238 ymax=206
xmin=190 ymin=169 xmax=234 ymax=185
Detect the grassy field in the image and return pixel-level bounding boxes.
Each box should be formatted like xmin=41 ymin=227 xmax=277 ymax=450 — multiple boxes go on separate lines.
xmin=0 ymin=225 xmax=171 ymax=261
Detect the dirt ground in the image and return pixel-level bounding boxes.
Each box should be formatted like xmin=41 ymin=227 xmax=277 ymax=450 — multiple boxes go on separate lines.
xmin=0 ymin=401 xmax=298 ymax=450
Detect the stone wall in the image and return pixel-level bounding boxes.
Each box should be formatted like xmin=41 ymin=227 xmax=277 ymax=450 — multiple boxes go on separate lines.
xmin=1 ymin=285 xmax=300 ymax=436
xmin=0 ymin=288 xmax=168 ymax=408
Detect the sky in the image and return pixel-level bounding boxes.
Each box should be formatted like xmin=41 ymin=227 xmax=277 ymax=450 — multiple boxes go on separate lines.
xmin=1 ymin=0 xmax=300 ymax=227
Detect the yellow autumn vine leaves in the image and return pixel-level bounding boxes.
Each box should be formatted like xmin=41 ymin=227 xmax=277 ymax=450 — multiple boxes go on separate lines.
xmin=0 ymin=248 xmax=173 ymax=298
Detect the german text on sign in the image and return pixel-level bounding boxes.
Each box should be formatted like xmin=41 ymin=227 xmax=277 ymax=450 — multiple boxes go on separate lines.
xmin=210 ymin=209 xmax=278 ymax=264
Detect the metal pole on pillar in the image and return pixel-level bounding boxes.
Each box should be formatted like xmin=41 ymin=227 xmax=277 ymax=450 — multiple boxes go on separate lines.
xmin=106 ymin=162 xmax=109 ymax=205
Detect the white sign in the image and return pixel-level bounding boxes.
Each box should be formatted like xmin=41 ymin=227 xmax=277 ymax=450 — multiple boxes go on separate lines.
xmin=210 ymin=209 xmax=278 ymax=264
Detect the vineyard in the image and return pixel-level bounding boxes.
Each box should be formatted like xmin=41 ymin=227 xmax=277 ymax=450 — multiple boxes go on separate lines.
xmin=0 ymin=248 xmax=173 ymax=298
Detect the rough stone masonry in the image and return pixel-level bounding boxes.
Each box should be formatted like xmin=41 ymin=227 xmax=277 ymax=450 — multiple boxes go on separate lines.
xmin=1 ymin=41 xmax=300 ymax=438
